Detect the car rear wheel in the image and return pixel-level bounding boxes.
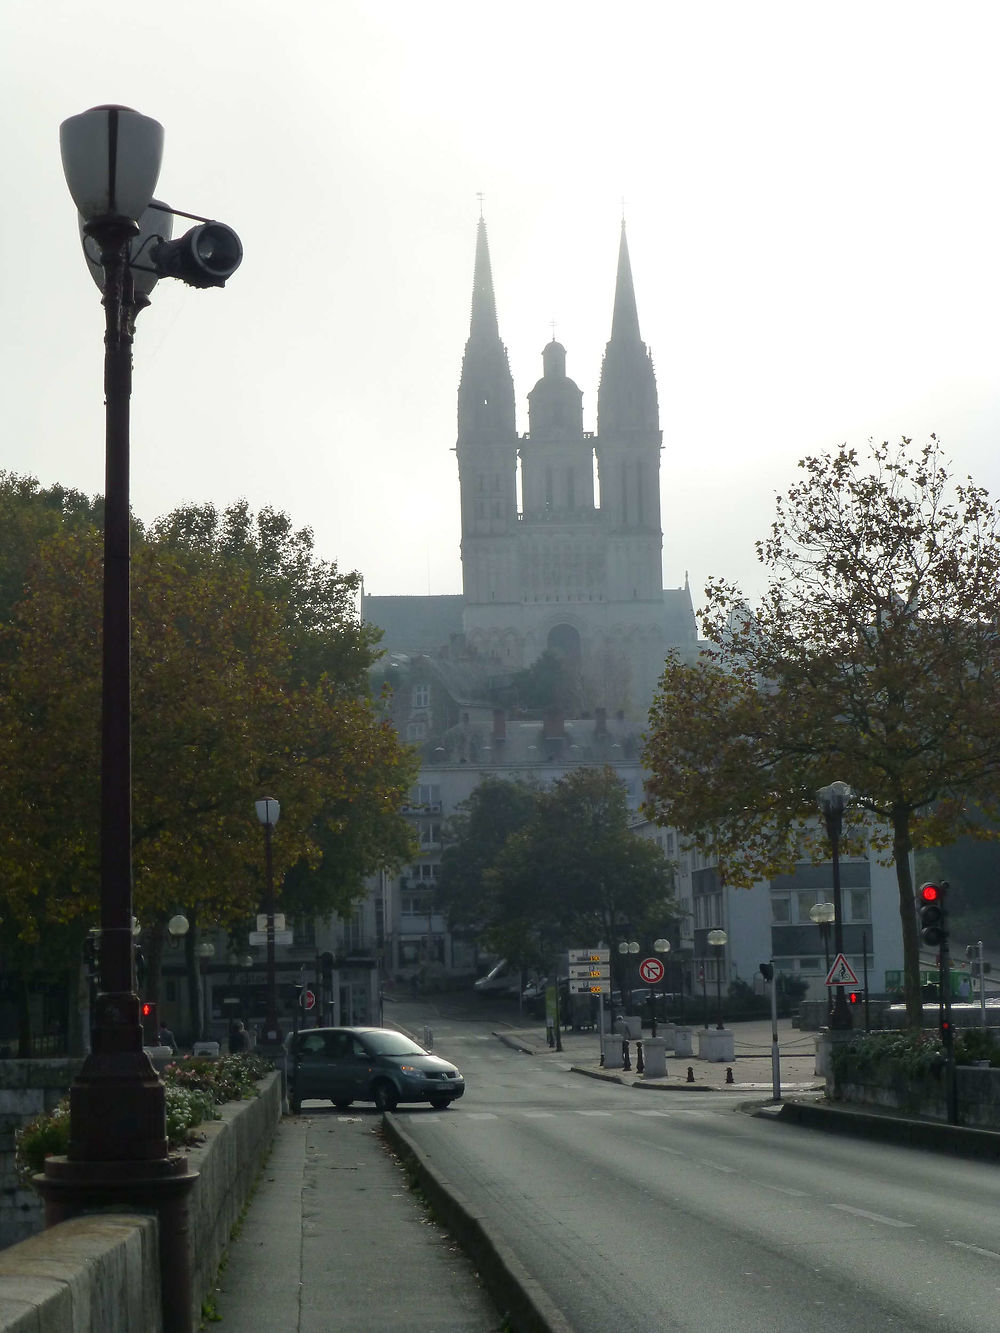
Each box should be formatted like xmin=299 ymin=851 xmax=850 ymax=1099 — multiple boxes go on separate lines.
xmin=373 ymin=1080 xmax=398 ymax=1112
xmin=428 ymin=1096 xmax=452 ymax=1110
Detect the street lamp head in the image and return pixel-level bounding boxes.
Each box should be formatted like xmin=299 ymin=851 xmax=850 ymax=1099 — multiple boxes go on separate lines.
xmin=653 ymin=938 xmax=671 ymax=954
xmin=627 ymin=941 xmax=640 ymax=954
xmin=707 ymin=928 xmax=727 ymax=948
xmin=817 ymin=780 xmax=853 ymax=816
xmin=617 ymin=940 xmax=629 ymax=954
xmin=60 ymin=105 xmax=164 ymax=225
xmin=79 ymin=199 xmax=174 ymax=298
xmin=255 ymin=797 xmax=280 ymax=827
xmin=197 ymin=941 xmax=216 ymax=960
xmin=167 ymin=913 xmax=190 ymax=940
xmin=809 ymin=901 xmax=836 ymax=926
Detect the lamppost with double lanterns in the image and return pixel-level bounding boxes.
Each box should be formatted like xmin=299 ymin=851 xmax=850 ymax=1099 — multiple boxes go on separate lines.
xmin=817 ymin=780 xmax=853 ymax=1031
xmin=255 ymin=797 xmax=282 ymax=1047
xmin=650 ymin=938 xmax=671 ymax=1037
xmin=809 ymin=900 xmax=835 ymax=1019
xmin=707 ymin=928 xmax=728 ymax=1029
xmin=617 ymin=939 xmax=639 ymax=1020
xmin=39 ymin=104 xmax=243 ymax=1333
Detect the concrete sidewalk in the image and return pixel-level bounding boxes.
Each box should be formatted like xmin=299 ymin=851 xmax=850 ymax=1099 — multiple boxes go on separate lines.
xmin=496 ymin=1015 xmax=824 ymax=1095
xmin=211 ymin=1111 xmax=503 ymax=1333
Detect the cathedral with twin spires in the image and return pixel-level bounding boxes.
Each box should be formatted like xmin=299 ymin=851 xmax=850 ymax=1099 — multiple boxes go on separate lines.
xmin=365 ymin=217 xmax=698 ymax=722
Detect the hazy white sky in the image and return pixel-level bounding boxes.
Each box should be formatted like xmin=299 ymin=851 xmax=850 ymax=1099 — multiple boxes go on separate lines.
xmin=4 ymin=1 xmax=1000 ymax=617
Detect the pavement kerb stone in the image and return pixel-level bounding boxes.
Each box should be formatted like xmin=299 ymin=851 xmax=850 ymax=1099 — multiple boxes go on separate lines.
xmin=382 ymin=1112 xmax=573 ymax=1333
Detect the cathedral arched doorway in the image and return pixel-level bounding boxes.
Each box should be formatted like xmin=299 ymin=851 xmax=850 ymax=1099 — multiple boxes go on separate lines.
xmin=547 ymin=622 xmax=581 ymax=663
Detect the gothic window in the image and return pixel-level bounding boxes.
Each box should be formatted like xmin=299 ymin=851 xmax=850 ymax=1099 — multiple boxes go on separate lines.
xmin=412 ymin=684 xmax=430 ymax=709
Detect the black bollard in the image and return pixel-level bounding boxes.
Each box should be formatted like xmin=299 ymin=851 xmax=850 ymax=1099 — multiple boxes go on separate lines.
xmin=622 ymin=1037 xmax=631 ymax=1071
xmin=636 ymin=1040 xmax=644 ymax=1075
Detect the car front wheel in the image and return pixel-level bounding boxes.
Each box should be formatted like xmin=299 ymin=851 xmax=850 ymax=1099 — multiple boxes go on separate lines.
xmin=428 ymin=1096 xmax=452 ymax=1110
xmin=373 ymin=1080 xmax=398 ymax=1113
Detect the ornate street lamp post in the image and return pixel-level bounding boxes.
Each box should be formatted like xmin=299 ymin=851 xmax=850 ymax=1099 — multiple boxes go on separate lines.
xmin=809 ymin=900 xmax=835 ymax=1020
xmin=818 ymin=781 xmax=853 ymax=1031
xmin=707 ymin=928 xmax=727 ymax=1030
xmin=651 ymin=937 xmax=671 ymax=1037
xmin=39 ymin=106 xmax=243 ymax=1333
xmin=617 ymin=939 xmax=639 ymax=1020
xmin=255 ymin=797 xmax=282 ymax=1046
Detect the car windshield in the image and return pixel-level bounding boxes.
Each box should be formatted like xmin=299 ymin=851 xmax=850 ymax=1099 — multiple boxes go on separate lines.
xmin=362 ymin=1031 xmax=427 ymax=1057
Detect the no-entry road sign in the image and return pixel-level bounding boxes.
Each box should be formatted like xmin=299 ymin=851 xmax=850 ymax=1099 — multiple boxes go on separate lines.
xmin=638 ymin=957 xmax=665 ymax=985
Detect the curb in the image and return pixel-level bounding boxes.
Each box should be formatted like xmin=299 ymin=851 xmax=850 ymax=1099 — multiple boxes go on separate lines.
xmin=774 ymin=1097 xmax=1000 ymax=1161
xmin=567 ymin=1065 xmax=624 ymax=1085
xmin=382 ymin=1112 xmax=573 ymax=1333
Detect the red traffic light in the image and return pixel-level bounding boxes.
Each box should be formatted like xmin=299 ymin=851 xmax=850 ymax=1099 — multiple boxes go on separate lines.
xmin=847 ymin=990 xmax=863 ymax=1005
xmin=919 ymin=884 xmax=941 ymax=903
xmin=141 ymin=1002 xmax=153 ymax=1017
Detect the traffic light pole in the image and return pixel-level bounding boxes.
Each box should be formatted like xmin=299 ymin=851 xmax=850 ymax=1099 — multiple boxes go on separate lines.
xmin=939 ymin=932 xmax=957 ymax=1125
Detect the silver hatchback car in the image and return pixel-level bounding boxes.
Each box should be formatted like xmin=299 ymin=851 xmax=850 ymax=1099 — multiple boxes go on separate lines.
xmin=286 ymin=1026 xmax=465 ymax=1113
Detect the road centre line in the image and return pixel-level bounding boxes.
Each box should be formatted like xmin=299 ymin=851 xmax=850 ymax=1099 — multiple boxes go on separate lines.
xmin=752 ymin=1181 xmax=810 ymax=1197
xmin=949 ymin=1241 xmax=1000 ymax=1261
xmin=829 ymin=1204 xmax=914 ymax=1228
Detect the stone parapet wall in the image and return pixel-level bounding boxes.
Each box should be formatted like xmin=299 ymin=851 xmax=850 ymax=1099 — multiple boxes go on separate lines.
xmin=0 ymin=1070 xmax=281 ymax=1332
xmin=829 ymin=1053 xmax=1000 ymax=1128
xmin=184 ymin=1070 xmax=281 ymax=1325
xmin=0 ymin=1058 xmax=82 ymax=1250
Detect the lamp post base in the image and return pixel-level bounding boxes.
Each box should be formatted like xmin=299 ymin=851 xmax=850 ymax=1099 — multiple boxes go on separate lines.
xmin=37 ymin=1154 xmax=198 ymax=1333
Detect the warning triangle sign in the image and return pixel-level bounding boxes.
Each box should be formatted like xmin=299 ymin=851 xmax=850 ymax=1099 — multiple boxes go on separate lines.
xmin=826 ymin=953 xmax=860 ymax=987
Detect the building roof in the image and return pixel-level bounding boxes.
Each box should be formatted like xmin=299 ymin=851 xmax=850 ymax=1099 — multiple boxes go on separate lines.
xmin=363 ymin=594 xmax=464 ymax=657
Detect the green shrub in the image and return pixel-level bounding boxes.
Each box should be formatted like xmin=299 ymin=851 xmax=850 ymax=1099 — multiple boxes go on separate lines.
xmin=954 ymin=1028 xmax=1000 ymax=1066
xmin=830 ymin=1029 xmax=944 ymax=1080
xmin=15 ymin=1051 xmax=268 ymax=1180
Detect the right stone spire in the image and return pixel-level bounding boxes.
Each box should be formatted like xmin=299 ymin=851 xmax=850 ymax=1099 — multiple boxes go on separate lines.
xmin=597 ymin=221 xmax=659 ymax=436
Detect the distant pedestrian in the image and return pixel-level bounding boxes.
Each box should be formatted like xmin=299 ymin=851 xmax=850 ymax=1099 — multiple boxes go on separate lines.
xmin=158 ymin=1025 xmax=177 ymax=1055
xmin=229 ymin=1020 xmax=250 ymax=1054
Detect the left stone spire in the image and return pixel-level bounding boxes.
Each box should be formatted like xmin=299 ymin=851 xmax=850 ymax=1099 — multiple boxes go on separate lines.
xmin=457 ymin=216 xmax=516 ymax=445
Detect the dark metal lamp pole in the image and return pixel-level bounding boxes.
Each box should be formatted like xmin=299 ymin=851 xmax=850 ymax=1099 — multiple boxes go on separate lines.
xmin=39 ymin=106 xmax=244 ymax=1333
xmin=707 ymin=928 xmax=727 ymax=1029
xmin=818 ymin=781 xmax=853 ymax=1031
xmin=255 ymin=798 xmax=282 ymax=1045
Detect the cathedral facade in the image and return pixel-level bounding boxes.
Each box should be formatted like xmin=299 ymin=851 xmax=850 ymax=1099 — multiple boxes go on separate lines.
xmin=365 ymin=218 xmax=697 ymax=722
xmin=454 ymin=217 xmax=696 ymax=715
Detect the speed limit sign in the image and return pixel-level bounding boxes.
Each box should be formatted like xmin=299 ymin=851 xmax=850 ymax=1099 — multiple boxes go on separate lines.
xmin=299 ymin=988 xmax=316 ymax=1011
xmin=638 ymin=957 xmax=664 ymax=985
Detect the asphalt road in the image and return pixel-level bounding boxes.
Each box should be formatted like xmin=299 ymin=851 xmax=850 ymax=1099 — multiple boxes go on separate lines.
xmin=383 ymin=998 xmax=1000 ymax=1333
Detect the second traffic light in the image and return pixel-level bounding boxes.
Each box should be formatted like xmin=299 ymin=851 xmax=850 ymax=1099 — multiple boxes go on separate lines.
xmin=916 ymin=882 xmax=948 ymax=948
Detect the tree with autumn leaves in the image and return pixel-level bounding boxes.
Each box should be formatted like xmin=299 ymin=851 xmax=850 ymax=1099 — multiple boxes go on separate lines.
xmin=0 ymin=478 xmax=416 ymax=1047
xmin=643 ymin=438 xmax=1000 ymax=1026
xmin=440 ymin=768 xmax=676 ymax=977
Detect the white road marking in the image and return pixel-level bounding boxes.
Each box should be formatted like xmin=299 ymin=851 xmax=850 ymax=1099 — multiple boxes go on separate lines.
xmin=521 ymin=1111 xmax=556 ymax=1118
xmin=697 ymin=1159 xmax=738 ymax=1173
xmin=628 ymin=1109 xmax=672 ymax=1117
xmin=463 ymin=1113 xmax=499 ymax=1120
xmin=950 ymin=1241 xmax=1000 ymax=1261
xmin=573 ymin=1109 xmax=613 ymax=1117
xmin=830 ymin=1204 xmax=914 ymax=1228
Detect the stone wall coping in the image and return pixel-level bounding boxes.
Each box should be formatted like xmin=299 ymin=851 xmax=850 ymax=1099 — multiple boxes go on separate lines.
xmin=0 ymin=1070 xmax=281 ymax=1332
